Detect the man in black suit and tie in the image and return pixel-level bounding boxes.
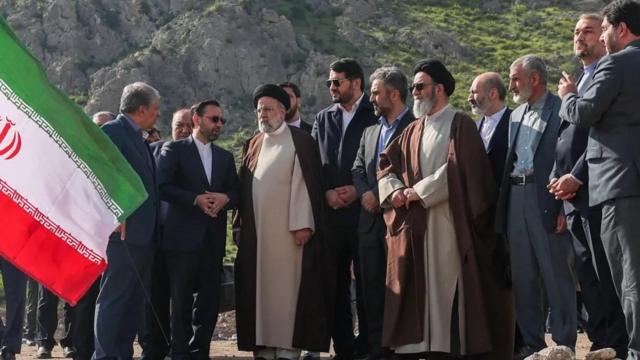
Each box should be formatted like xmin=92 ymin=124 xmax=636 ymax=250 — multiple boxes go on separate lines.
xmin=558 ymin=1 xmax=640 ymax=356
xmin=351 ymin=66 xmax=413 ymax=360
xmin=93 ymin=82 xmax=160 ymax=360
xmin=495 ymin=55 xmax=576 ymax=359
xmin=468 ymin=72 xmax=511 ymax=184
xmin=157 ymin=99 xmax=239 ymax=360
xmin=279 ymin=82 xmax=313 ymax=133
xmin=141 ymin=107 xmax=193 ymax=360
xmin=550 ymin=13 xmax=628 ymax=358
xmin=312 ymin=58 xmax=378 ymax=360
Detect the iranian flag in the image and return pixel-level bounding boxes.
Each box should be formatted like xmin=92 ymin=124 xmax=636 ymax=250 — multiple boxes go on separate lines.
xmin=0 ymin=17 xmax=147 ymax=304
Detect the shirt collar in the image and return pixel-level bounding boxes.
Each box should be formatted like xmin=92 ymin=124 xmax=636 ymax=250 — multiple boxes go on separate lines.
xmin=379 ymin=107 xmax=409 ymax=128
xmin=192 ymin=134 xmax=210 ymax=150
xmin=486 ymin=106 xmax=507 ymax=123
xmin=583 ymin=61 xmax=598 ymax=75
xmin=338 ymin=93 xmax=364 ymax=114
xmin=530 ymin=91 xmax=548 ymax=112
xmin=122 ymin=113 xmax=141 ymax=134
xmin=425 ymin=104 xmax=450 ymax=121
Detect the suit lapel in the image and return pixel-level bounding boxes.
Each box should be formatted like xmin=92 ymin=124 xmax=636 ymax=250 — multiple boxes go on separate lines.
xmin=487 ymin=110 xmax=509 ymax=153
xmin=210 ymin=144 xmax=223 ymax=188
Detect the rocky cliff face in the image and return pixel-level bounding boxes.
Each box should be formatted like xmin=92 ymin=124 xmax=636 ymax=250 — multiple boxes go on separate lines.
xmin=0 ymin=0 xmax=599 ymax=135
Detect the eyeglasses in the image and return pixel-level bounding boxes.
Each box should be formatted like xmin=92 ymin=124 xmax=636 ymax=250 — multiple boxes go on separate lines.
xmin=203 ymin=115 xmax=225 ymax=124
xmin=325 ymin=78 xmax=351 ymax=88
xmin=409 ymin=82 xmax=435 ymax=92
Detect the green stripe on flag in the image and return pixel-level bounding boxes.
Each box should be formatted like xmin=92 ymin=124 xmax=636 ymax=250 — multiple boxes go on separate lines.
xmin=0 ymin=16 xmax=147 ymax=221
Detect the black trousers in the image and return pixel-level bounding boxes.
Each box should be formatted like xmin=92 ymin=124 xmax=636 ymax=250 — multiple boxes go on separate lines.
xmin=567 ymin=208 xmax=628 ymax=357
xmin=329 ymin=224 xmax=367 ymax=358
xmin=140 ymin=250 xmax=171 ymax=360
xmin=165 ymin=230 xmax=225 ymax=360
xmin=35 ymin=286 xmax=72 ymax=350
xmin=72 ymin=278 xmax=100 ymax=360
xmin=357 ymin=216 xmax=386 ymax=353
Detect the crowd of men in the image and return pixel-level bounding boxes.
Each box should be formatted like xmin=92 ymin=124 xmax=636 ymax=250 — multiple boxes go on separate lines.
xmin=0 ymin=0 xmax=639 ymax=359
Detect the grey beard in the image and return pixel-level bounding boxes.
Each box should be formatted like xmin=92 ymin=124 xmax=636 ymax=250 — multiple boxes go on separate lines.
xmin=413 ymin=98 xmax=434 ymax=118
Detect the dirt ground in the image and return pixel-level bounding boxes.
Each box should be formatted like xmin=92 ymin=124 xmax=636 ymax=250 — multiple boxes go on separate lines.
xmin=13 ymin=310 xmax=597 ymax=359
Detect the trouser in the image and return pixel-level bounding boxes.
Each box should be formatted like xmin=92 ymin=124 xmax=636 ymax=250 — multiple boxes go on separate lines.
xmin=601 ymin=196 xmax=640 ymax=359
xmin=357 ymin=216 xmax=386 ymax=354
xmin=92 ymin=241 xmax=153 ymax=360
xmin=507 ymin=184 xmax=577 ymax=349
xmin=140 ymin=249 xmax=171 ymax=360
xmin=329 ymin=224 xmax=365 ymax=359
xmin=567 ymin=209 xmax=628 ymax=357
xmin=23 ymin=278 xmax=39 ymax=340
xmin=72 ymin=278 xmax=100 ymax=360
xmin=0 ymin=258 xmax=27 ymax=353
xmin=36 ymin=286 xmax=72 ymax=350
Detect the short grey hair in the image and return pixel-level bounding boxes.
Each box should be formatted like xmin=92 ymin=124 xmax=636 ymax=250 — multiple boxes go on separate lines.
xmin=369 ymin=66 xmax=409 ymax=103
xmin=119 ymin=82 xmax=160 ymax=114
xmin=510 ymin=55 xmax=548 ymax=85
xmin=92 ymin=111 xmax=115 ymax=121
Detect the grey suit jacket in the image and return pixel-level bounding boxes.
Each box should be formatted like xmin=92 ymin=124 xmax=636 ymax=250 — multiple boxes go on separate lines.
xmin=351 ymin=110 xmax=414 ymax=233
xmin=560 ymin=40 xmax=640 ymax=206
xmin=496 ymin=93 xmax=564 ymax=234
xmin=101 ymin=115 xmax=159 ymax=245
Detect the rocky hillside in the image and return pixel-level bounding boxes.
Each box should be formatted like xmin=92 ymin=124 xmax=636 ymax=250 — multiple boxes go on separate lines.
xmin=0 ymin=0 xmax=602 ymax=150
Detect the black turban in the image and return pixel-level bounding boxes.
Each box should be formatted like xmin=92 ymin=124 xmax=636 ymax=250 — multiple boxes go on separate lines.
xmin=413 ymin=59 xmax=456 ymax=97
xmin=252 ymin=84 xmax=290 ymax=111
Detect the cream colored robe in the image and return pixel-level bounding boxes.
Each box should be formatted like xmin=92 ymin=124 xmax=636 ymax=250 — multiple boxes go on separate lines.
xmin=252 ymin=123 xmax=315 ymax=349
xmin=379 ymin=105 xmax=466 ymax=354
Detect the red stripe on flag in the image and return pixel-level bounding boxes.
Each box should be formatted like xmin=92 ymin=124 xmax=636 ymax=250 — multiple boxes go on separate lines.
xmin=0 ymin=190 xmax=106 ymax=305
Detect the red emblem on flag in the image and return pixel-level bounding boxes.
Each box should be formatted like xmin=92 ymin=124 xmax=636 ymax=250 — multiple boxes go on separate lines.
xmin=0 ymin=116 xmax=22 ymax=160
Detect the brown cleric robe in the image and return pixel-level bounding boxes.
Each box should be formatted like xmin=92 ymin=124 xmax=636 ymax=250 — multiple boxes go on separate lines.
xmin=234 ymin=125 xmax=333 ymax=352
xmin=377 ymin=110 xmax=514 ymax=358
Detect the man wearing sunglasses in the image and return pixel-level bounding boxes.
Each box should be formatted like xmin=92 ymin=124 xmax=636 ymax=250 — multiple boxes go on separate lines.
xmin=378 ymin=59 xmax=504 ymax=359
xmin=156 ymin=100 xmax=240 ymax=359
xmin=312 ymin=58 xmax=378 ymax=360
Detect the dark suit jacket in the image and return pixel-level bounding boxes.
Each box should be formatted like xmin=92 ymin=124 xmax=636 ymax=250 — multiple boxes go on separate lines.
xmin=478 ymin=107 xmax=511 ymax=186
xmin=150 ymin=139 xmax=166 ymax=160
xmin=352 ymin=109 xmax=415 ymax=233
xmin=496 ymin=93 xmax=565 ymax=233
xmin=157 ymin=137 xmax=239 ymax=252
xmin=101 ymin=115 xmax=159 ymax=245
xmin=551 ymin=71 xmax=595 ymax=215
xmin=560 ymin=40 xmax=640 ymax=206
xmin=299 ymin=120 xmax=312 ymax=133
xmin=312 ymin=95 xmax=378 ymax=226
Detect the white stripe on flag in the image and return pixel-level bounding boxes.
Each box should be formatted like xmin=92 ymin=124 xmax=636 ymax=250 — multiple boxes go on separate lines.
xmin=0 ymin=85 xmax=116 ymax=260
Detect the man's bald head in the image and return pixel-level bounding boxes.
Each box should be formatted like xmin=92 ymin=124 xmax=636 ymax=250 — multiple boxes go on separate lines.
xmin=468 ymin=72 xmax=506 ymax=117
xmin=171 ymin=108 xmax=193 ymax=140
xmin=92 ymin=111 xmax=116 ymax=126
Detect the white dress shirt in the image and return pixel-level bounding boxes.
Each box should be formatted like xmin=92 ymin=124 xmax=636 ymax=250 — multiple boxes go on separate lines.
xmin=193 ymin=135 xmax=212 ymax=184
xmin=477 ymin=106 xmax=507 ymax=150
xmin=338 ymin=93 xmax=364 ymax=135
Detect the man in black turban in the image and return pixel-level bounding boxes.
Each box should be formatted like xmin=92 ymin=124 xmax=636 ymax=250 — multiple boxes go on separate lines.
xmin=234 ymin=84 xmax=333 ymax=358
xmin=376 ymin=59 xmax=515 ymax=358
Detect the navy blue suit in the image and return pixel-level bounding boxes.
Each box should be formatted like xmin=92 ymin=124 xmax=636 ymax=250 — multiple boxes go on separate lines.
xmin=312 ymin=95 xmax=378 ymax=357
xmin=156 ymin=136 xmax=239 ymax=359
xmin=93 ymin=114 xmax=159 ymax=360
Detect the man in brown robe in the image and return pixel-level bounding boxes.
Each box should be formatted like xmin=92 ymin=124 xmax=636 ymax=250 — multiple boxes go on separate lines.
xmin=377 ymin=60 xmax=514 ymax=359
xmin=234 ymin=84 xmax=332 ymax=359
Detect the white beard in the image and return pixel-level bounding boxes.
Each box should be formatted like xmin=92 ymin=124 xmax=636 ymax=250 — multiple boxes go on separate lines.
xmin=413 ymin=98 xmax=435 ymax=118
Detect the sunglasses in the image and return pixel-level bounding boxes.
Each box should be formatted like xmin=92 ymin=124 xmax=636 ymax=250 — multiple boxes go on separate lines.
xmin=409 ymin=82 xmax=435 ymax=92
xmin=204 ymin=115 xmax=226 ymax=124
xmin=325 ymin=78 xmax=351 ymax=88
